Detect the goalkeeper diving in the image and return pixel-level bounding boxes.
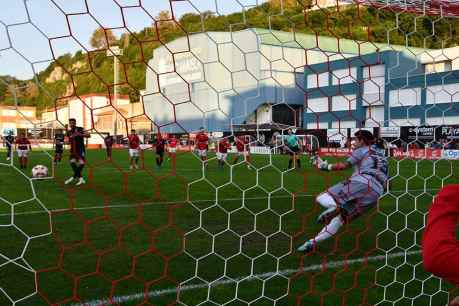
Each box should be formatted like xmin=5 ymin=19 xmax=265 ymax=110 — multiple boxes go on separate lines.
xmin=298 ymin=130 xmax=388 ymax=253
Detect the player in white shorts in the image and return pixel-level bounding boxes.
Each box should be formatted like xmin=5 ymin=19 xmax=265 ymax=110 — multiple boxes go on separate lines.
xmin=15 ymin=133 xmax=31 ymax=169
xmin=127 ymin=130 xmax=141 ymax=170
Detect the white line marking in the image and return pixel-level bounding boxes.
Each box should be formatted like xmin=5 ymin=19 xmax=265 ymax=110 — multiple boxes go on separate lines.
xmin=66 ymin=250 xmax=422 ymax=306
xmin=0 ymin=189 xmax=437 ymax=217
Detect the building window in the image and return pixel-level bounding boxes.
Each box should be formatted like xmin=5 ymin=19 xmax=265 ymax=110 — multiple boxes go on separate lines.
xmin=331 ymin=67 xmax=357 ymax=86
xmin=424 ymin=61 xmax=452 ymax=74
xmin=307 ymin=72 xmax=329 ymax=89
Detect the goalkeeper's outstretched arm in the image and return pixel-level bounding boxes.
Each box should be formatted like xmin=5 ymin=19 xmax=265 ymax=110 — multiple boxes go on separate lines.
xmin=318 ymin=160 xmax=352 ymax=171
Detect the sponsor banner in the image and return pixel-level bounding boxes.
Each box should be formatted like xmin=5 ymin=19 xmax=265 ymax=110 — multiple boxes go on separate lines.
xmin=401 ymin=125 xmax=459 ymax=141
xmin=443 ymin=150 xmax=459 ymax=159
xmin=249 ymin=146 xmax=271 ymax=155
xmin=393 ymin=149 xmax=459 ymax=160
xmin=380 ymin=126 xmax=400 ymax=138
xmin=437 ymin=126 xmax=459 ymax=139
xmin=403 ymin=126 xmax=435 ymax=140
xmin=319 ymin=148 xmax=351 ymax=157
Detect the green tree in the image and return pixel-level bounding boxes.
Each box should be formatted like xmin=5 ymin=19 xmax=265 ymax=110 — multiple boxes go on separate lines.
xmin=90 ymin=28 xmax=117 ymax=49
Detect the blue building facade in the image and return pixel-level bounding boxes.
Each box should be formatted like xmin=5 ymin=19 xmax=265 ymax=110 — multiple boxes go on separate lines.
xmin=303 ymin=50 xmax=459 ymax=131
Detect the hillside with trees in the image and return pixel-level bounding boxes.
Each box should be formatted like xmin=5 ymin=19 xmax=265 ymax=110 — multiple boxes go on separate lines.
xmin=1 ymin=0 xmax=459 ymax=111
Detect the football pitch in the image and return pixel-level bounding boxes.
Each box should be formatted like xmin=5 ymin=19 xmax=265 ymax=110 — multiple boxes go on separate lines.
xmin=0 ymin=149 xmax=457 ymax=306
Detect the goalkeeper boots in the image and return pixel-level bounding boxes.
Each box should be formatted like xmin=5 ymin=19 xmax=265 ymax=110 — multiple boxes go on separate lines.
xmin=64 ymin=177 xmax=74 ymax=185
xmin=297 ymin=240 xmax=315 ymax=253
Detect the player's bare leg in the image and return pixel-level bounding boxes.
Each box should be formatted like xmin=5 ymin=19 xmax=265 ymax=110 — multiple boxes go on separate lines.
xmin=245 ymin=154 xmax=252 ymax=169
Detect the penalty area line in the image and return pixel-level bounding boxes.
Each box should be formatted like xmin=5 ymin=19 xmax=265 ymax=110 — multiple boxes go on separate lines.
xmin=66 ymin=250 xmax=421 ymax=306
xmin=0 ymin=188 xmax=436 ymax=217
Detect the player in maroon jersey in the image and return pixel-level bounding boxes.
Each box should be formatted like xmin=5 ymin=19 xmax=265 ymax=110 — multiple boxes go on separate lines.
xmin=167 ymin=135 xmax=178 ymax=159
xmin=216 ymin=137 xmax=231 ymax=168
xmin=195 ymin=127 xmax=209 ymax=163
xmin=232 ymin=135 xmax=252 ymax=169
xmin=15 ymin=133 xmax=31 ymax=169
xmin=127 ymin=129 xmax=140 ymax=170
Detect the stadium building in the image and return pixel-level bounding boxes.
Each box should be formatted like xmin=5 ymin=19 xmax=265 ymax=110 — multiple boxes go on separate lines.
xmin=304 ymin=45 xmax=459 ymax=140
xmin=142 ymin=28 xmax=433 ymax=135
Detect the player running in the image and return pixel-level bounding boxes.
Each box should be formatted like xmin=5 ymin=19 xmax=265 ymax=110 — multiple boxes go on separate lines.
xmin=155 ymin=135 xmax=167 ymax=168
xmin=232 ymin=135 xmax=252 ymax=169
xmin=297 ymin=130 xmax=388 ymax=253
xmin=195 ymin=127 xmax=209 ymax=163
xmin=64 ymin=119 xmax=90 ymax=186
xmin=54 ymin=132 xmax=65 ymax=164
xmin=104 ymin=133 xmax=114 ymax=161
xmin=15 ymin=133 xmax=31 ymax=169
xmin=4 ymin=131 xmax=14 ymax=161
xmin=127 ymin=129 xmax=141 ymax=170
xmin=284 ymin=128 xmax=301 ymax=169
xmin=217 ymin=137 xmax=231 ymax=168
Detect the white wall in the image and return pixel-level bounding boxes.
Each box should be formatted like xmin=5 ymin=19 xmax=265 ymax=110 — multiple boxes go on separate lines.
xmin=331 ymin=95 xmax=356 ymax=111
xmin=362 ymin=64 xmax=385 ymax=106
xmin=426 ymin=84 xmax=459 ymax=104
xmin=389 ymin=88 xmax=421 ymax=107
xmin=389 ymin=118 xmax=421 ymax=127
xmin=306 ymin=97 xmax=328 ymax=113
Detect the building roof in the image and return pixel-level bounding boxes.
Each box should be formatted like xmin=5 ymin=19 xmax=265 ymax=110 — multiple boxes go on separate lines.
xmin=254 ymin=28 xmax=429 ymax=55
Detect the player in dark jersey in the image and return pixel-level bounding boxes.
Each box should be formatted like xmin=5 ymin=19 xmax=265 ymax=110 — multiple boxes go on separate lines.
xmin=4 ymin=132 xmax=14 ymax=161
xmin=54 ymin=132 xmax=65 ymax=165
xmin=64 ymin=119 xmax=90 ymax=186
xmin=104 ymin=133 xmax=114 ymax=161
xmin=15 ymin=133 xmax=31 ymax=169
xmin=155 ymin=135 xmax=167 ymax=168
xmin=298 ymin=130 xmax=388 ymax=253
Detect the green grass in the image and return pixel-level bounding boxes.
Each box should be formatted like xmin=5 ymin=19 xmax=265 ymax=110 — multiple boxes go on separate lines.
xmin=0 ymin=149 xmax=457 ymax=306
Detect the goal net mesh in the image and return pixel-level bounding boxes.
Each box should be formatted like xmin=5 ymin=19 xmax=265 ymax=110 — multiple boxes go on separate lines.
xmin=0 ymin=0 xmax=458 ymax=305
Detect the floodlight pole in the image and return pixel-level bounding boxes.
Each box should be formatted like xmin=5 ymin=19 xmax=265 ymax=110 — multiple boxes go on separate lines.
xmin=107 ymin=46 xmax=123 ymax=137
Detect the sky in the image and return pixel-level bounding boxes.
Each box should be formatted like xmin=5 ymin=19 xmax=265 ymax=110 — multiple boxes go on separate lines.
xmin=0 ymin=0 xmax=264 ymax=80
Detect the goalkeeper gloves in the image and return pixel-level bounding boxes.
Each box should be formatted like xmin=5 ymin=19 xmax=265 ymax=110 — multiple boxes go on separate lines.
xmin=318 ymin=160 xmax=332 ymax=171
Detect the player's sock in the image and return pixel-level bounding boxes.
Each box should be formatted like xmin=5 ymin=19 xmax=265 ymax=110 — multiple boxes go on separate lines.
xmin=313 ymin=215 xmax=344 ymax=243
xmin=75 ymin=164 xmax=84 ymax=178
xmin=297 ymin=158 xmax=301 ymax=168
xmin=288 ymin=159 xmax=293 ymax=169
xmin=71 ymin=163 xmax=78 ymax=177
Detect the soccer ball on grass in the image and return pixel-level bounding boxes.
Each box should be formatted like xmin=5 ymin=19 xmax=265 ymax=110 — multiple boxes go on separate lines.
xmin=32 ymin=165 xmax=48 ymax=178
